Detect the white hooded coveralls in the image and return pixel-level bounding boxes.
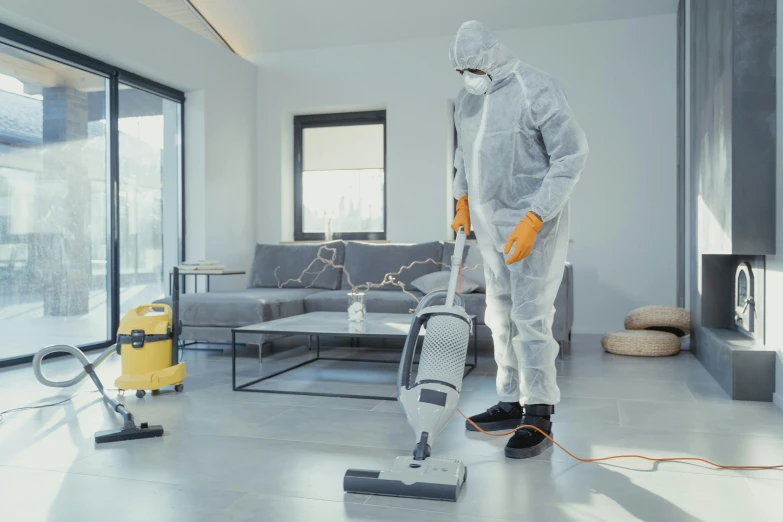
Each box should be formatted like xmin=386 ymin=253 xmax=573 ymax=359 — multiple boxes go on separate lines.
xmin=451 ymin=21 xmax=588 ymax=406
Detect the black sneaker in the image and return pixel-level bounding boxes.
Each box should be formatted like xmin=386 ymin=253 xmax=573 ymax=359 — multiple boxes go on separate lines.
xmin=465 ymin=401 xmax=523 ymax=432
xmin=505 ymin=404 xmax=554 ymax=459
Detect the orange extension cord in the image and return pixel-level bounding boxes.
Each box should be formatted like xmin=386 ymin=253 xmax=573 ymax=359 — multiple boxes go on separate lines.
xmin=457 ymin=409 xmax=783 ymax=470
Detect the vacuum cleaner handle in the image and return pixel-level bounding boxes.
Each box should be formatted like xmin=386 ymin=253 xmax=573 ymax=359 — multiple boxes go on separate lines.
xmin=445 ymin=228 xmax=467 ymax=308
xmin=171 ymin=266 xmax=180 ymax=366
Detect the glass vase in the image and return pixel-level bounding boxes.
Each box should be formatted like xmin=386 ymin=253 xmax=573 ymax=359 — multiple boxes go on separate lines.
xmin=347 ymin=292 xmax=366 ymax=322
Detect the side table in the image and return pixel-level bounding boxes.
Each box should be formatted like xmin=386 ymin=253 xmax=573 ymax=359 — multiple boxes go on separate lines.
xmin=168 ymin=269 xmax=246 ymax=295
xmin=168 ymin=268 xmax=246 ymax=353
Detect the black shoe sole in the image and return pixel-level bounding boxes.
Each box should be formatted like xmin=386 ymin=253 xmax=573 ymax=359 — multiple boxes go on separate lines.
xmin=504 ymin=433 xmax=553 ymax=459
xmin=465 ymin=418 xmax=521 ymax=432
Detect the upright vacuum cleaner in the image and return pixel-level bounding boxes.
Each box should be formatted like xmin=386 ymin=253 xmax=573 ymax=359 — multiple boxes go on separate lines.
xmin=343 ymin=228 xmax=472 ymax=502
xmin=32 ymin=267 xmax=187 ymax=443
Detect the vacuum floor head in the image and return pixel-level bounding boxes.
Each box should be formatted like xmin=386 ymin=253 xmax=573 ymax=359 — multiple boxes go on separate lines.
xmin=94 ymin=423 xmax=164 ymax=444
xmin=344 ymin=456 xmax=466 ymax=502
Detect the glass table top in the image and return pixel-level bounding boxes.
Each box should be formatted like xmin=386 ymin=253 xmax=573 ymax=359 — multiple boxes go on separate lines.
xmin=233 ymin=312 xmax=447 ymax=337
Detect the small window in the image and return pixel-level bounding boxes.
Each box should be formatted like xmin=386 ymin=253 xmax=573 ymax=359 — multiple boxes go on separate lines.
xmin=294 ymin=111 xmax=386 ymax=241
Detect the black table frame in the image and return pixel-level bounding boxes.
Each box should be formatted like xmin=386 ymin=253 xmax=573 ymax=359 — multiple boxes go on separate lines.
xmin=231 ymin=320 xmax=479 ymax=401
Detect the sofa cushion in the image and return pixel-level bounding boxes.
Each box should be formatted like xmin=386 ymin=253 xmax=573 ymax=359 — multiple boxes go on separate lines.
xmin=155 ymin=288 xmax=325 ymax=328
xmin=306 ymin=289 xmax=422 ymax=315
xmin=341 ymin=241 xmax=443 ymax=291
xmin=305 ymin=289 xmax=487 ymax=324
xmin=248 ymin=241 xmax=345 ymax=290
xmin=442 ymin=242 xmax=486 ymax=292
xmin=410 ymin=271 xmax=481 ymax=294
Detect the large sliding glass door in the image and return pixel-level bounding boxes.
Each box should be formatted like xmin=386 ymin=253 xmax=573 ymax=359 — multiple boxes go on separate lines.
xmin=0 ymin=24 xmax=184 ymax=365
xmin=118 ymin=85 xmax=181 ymax=316
xmin=0 ymin=41 xmax=111 ymax=359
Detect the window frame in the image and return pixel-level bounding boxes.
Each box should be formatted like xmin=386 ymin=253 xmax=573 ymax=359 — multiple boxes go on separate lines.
xmin=0 ymin=22 xmax=185 ymax=368
xmin=293 ymin=110 xmax=387 ymax=242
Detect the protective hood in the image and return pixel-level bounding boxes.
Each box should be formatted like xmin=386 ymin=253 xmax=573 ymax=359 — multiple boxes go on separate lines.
xmin=449 ymin=21 xmax=519 ymax=81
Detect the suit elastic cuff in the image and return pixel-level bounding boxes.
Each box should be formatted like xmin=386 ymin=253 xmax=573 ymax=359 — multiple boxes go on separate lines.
xmin=530 ymin=206 xmax=548 ymax=223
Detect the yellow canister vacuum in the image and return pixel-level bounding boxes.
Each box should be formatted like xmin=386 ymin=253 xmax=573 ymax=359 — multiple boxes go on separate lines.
xmin=32 ymin=268 xmax=186 ymax=443
xmin=115 ymin=300 xmax=186 ymax=398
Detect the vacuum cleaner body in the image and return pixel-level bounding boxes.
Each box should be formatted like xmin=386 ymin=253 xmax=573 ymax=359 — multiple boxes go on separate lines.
xmin=344 ymin=229 xmax=472 ymax=501
xmin=399 ymin=306 xmax=472 ymax=452
xmin=115 ymin=304 xmax=186 ymax=393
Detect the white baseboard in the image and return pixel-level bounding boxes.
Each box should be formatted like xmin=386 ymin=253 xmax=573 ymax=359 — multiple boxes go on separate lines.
xmin=773 ymin=393 xmax=783 ymax=412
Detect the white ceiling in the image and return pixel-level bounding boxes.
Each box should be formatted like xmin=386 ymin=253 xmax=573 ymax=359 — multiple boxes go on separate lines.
xmin=189 ymin=0 xmax=679 ymax=56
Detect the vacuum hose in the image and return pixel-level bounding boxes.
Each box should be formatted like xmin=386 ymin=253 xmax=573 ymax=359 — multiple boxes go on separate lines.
xmin=32 ymin=344 xmax=143 ymax=433
xmin=33 ymin=344 xmax=117 ymax=388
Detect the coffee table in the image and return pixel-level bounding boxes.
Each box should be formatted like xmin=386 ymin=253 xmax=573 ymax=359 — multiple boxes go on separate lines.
xmin=231 ymin=311 xmax=478 ymax=401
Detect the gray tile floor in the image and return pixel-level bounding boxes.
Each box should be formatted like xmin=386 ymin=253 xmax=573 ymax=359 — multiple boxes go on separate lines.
xmin=1 ymin=336 xmax=782 ymax=521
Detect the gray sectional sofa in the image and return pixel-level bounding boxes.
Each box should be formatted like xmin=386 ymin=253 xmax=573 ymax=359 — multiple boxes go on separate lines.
xmin=157 ymin=241 xmax=573 ymax=356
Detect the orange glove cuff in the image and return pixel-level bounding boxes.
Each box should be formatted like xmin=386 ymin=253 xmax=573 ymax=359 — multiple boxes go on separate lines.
xmin=522 ymin=211 xmax=543 ymax=232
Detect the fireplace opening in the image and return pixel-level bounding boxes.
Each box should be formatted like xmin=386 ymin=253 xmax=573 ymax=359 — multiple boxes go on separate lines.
xmin=734 ymin=262 xmax=755 ymax=337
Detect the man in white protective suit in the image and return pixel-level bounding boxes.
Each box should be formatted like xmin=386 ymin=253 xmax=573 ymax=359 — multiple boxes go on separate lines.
xmin=450 ymin=21 xmax=588 ymax=459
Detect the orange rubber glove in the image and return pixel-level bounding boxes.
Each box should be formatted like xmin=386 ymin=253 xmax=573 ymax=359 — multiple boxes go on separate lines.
xmin=451 ymin=195 xmax=471 ymax=235
xmin=504 ymin=211 xmax=543 ymax=265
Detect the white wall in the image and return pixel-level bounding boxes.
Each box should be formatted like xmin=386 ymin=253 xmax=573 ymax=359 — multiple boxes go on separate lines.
xmin=252 ymin=14 xmax=678 ymax=334
xmin=0 ymin=0 xmax=258 ymax=291
xmin=769 ymin=0 xmax=783 ymax=411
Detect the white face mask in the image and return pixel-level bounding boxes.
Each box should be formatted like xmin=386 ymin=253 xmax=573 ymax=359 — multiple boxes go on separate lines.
xmin=463 ymin=71 xmax=491 ymax=95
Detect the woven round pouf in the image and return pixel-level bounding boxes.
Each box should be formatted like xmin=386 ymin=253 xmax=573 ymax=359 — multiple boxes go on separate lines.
xmin=624 ymin=305 xmax=691 ymax=337
xmin=601 ymin=330 xmax=681 ymax=357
